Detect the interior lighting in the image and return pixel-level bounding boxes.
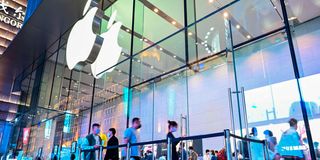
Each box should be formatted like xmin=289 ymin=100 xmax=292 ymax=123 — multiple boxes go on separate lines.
xmin=188 ymin=32 xmax=193 ymax=36
xmin=223 ymin=12 xmax=229 ymax=18
xmin=154 ymin=8 xmax=159 ymax=13
xmin=236 ymin=24 xmax=240 ymax=29
xmin=171 ymin=21 xmax=176 ymax=25
xmin=159 ymin=47 xmax=163 ymax=51
xmin=210 ymin=27 xmax=214 ymax=31
xmin=209 ymin=0 xmax=214 ymax=3
xmin=288 ymin=16 xmax=297 ymax=21
xmin=246 ymin=35 xmax=251 ymax=39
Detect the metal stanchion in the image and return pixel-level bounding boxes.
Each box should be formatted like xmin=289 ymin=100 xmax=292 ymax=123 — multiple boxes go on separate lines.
xmin=99 ymin=145 xmax=103 ymax=160
xmin=167 ymin=137 xmax=172 ymax=160
xmin=263 ymin=140 xmax=270 ymax=160
xmin=224 ymin=129 xmax=232 ymax=160
xmin=126 ymin=143 xmax=131 ymax=160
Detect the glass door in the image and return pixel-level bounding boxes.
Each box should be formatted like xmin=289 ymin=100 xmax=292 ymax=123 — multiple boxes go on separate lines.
xmin=228 ymin=1 xmax=315 ymax=158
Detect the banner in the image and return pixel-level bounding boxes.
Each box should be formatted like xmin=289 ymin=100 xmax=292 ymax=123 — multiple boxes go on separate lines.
xmin=22 ymin=128 xmax=30 ymax=145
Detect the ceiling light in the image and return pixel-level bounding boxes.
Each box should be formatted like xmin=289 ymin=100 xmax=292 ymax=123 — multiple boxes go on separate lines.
xmin=209 ymin=0 xmax=214 ymax=3
xmin=154 ymin=8 xmax=159 ymax=13
xmin=137 ymin=60 xmax=141 ymax=63
xmin=150 ymin=66 xmax=154 ymax=69
xmin=210 ymin=27 xmax=214 ymax=31
xmin=207 ymin=32 xmax=210 ymax=35
xmin=126 ymin=29 xmax=130 ymax=32
xmin=204 ymin=44 xmax=208 ymax=47
xmin=171 ymin=21 xmax=176 ymax=25
xmin=140 ymin=39 xmax=143 ymax=41
xmin=205 ymin=36 xmax=208 ymax=39
xmin=159 ymin=47 xmax=163 ymax=51
xmin=236 ymin=25 xmax=240 ymax=29
xmin=223 ymin=12 xmax=229 ymax=18
xmin=188 ymin=32 xmax=193 ymax=36
xmin=173 ymin=55 xmax=176 ymax=58
xmin=246 ymin=35 xmax=251 ymax=39
xmin=144 ymin=39 xmax=148 ymax=42
xmin=118 ymin=70 xmax=122 ymax=73
xmin=288 ymin=16 xmax=297 ymax=21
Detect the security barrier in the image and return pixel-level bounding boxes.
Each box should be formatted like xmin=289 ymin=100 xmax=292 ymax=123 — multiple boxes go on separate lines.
xmin=78 ymin=129 xmax=270 ymax=160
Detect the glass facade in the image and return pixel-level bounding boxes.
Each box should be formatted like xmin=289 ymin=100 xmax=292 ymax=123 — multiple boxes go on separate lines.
xmin=11 ymin=0 xmax=320 ymax=159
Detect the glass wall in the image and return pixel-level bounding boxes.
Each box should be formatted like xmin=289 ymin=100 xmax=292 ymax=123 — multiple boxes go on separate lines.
xmin=13 ymin=0 xmax=320 ymax=159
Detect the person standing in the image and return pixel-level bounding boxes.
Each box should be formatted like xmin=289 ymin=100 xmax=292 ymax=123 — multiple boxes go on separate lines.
xmin=278 ymin=118 xmax=304 ymax=159
xmin=123 ymin=118 xmax=142 ymax=160
xmin=249 ymin=127 xmax=264 ymax=160
xmin=204 ymin=149 xmax=211 ymax=160
xmin=188 ymin=146 xmax=198 ymax=160
xmin=166 ymin=121 xmax=179 ymax=160
xmin=105 ymin=128 xmax=119 ymax=160
xmin=83 ymin=123 xmax=102 ymax=160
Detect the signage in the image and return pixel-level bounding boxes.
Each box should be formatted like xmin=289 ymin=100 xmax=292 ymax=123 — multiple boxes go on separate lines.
xmin=71 ymin=141 xmax=77 ymax=153
xmin=63 ymin=113 xmax=72 ymax=133
xmin=0 ymin=0 xmax=25 ymax=29
xmin=22 ymin=128 xmax=30 ymax=145
xmin=66 ymin=0 xmax=123 ymax=79
xmin=45 ymin=119 xmax=52 ymax=139
xmin=54 ymin=145 xmax=59 ymax=155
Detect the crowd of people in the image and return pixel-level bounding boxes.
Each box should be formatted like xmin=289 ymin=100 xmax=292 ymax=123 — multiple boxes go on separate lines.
xmin=5 ymin=117 xmax=318 ymax=160
xmin=77 ymin=117 xmax=320 ymax=160
xmin=233 ymin=118 xmax=320 ymax=160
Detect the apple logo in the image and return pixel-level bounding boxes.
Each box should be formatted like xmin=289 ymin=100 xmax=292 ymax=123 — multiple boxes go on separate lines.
xmin=66 ymin=0 xmax=123 ymax=79
xmin=91 ymin=10 xmax=122 ymax=78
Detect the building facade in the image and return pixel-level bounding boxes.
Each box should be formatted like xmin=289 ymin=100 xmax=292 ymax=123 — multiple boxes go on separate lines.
xmin=8 ymin=0 xmax=320 ymax=159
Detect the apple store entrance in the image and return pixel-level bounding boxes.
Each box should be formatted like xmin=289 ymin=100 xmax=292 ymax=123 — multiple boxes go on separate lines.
xmin=10 ymin=0 xmax=320 ymax=159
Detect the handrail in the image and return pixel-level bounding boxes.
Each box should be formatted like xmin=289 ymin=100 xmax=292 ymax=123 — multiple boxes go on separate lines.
xmin=230 ymin=133 xmax=265 ymax=144
xmin=173 ymin=132 xmax=224 ymax=142
xmin=80 ymin=131 xmax=225 ymax=151
xmin=78 ymin=130 xmax=270 ymax=160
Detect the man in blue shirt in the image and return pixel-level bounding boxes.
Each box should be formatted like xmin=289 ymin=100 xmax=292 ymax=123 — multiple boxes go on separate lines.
xmin=123 ymin=117 xmax=142 ymax=160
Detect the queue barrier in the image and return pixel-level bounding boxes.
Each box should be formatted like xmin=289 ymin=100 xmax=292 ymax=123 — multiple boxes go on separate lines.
xmin=78 ymin=129 xmax=269 ymax=160
xmin=229 ymin=130 xmax=270 ymax=160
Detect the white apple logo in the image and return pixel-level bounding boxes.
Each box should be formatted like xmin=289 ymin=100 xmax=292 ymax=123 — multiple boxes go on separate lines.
xmin=91 ymin=10 xmax=122 ymax=78
xmin=66 ymin=0 xmax=123 ymax=79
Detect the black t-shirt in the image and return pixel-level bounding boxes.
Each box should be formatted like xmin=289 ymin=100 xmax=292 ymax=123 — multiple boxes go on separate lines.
xmin=167 ymin=132 xmax=179 ymax=160
xmin=105 ymin=136 xmax=119 ymax=160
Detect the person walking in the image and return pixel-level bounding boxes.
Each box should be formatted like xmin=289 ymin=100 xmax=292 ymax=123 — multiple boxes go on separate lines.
xmin=123 ymin=118 xmax=142 ymax=160
xmin=83 ymin=123 xmax=102 ymax=160
xmin=166 ymin=120 xmax=179 ymax=160
xmin=105 ymin=128 xmax=119 ymax=160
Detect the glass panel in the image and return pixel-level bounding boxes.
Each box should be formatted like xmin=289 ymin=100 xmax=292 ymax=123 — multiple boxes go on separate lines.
xmin=233 ymin=29 xmax=309 ymax=158
xmin=133 ymin=0 xmax=185 ymax=54
xmin=131 ymin=29 xmax=186 ymax=87
xmin=287 ymin=0 xmax=320 ymax=158
xmin=38 ymin=53 xmax=57 ymax=108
